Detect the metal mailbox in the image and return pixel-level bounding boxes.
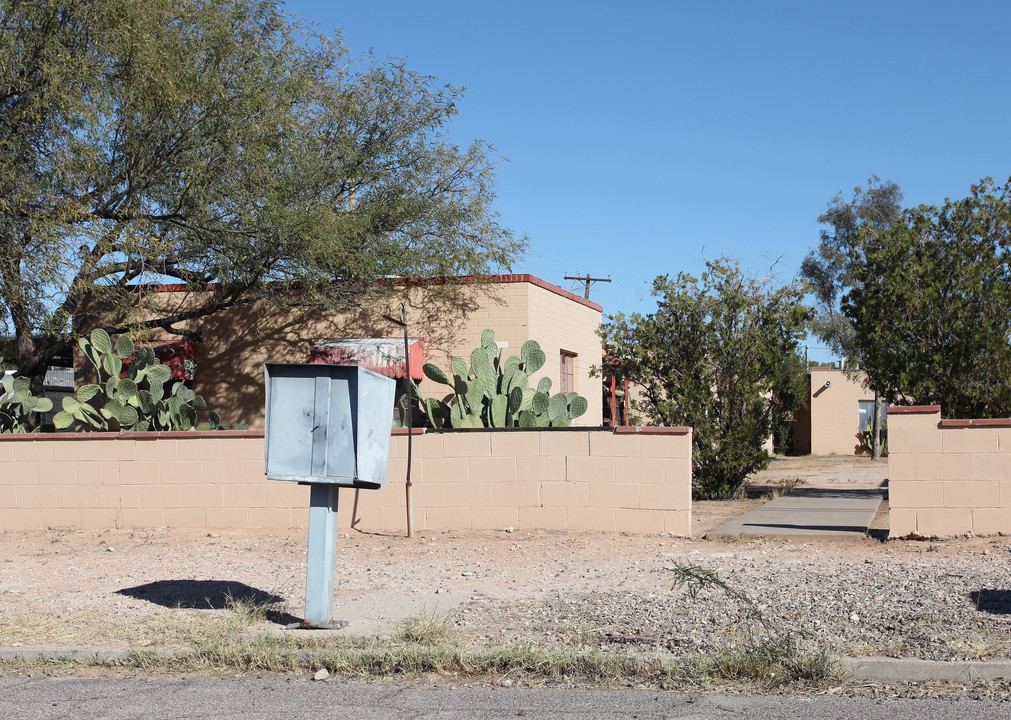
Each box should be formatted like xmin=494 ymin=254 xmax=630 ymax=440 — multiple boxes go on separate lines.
xmin=263 ymin=362 xmax=396 ymax=629
xmin=264 ymin=363 xmax=396 ymax=489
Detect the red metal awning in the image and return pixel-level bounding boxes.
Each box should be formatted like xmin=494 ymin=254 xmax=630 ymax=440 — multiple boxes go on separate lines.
xmin=309 ymin=338 xmax=424 ymax=380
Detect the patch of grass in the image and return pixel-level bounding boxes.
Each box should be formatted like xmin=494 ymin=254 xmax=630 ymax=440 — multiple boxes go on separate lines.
xmin=392 ymin=613 xmax=455 ymax=646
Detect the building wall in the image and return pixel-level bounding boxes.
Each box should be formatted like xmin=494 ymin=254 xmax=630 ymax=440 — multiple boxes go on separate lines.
xmin=0 ymin=427 xmax=691 ymax=536
xmin=888 ymin=406 xmax=1011 ymax=538
xmin=803 ymin=368 xmax=875 ymax=456
xmin=136 ymin=276 xmax=602 ymax=428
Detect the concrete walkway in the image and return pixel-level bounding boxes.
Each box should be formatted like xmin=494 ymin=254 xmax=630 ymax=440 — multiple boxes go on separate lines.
xmin=706 ymin=486 xmax=885 ymax=538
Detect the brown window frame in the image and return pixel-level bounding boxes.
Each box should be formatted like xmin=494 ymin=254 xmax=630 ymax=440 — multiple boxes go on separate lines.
xmin=559 ymin=351 xmax=577 ymax=394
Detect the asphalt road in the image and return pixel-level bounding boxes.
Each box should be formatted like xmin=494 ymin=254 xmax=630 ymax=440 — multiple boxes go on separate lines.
xmin=1 ymin=678 xmax=1010 ymax=720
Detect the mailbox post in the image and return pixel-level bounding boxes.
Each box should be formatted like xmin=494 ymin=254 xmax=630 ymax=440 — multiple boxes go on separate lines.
xmin=264 ymin=363 xmax=396 ymax=628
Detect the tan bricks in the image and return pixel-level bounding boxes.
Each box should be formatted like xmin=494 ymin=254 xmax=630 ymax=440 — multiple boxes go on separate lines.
xmin=970 ymin=453 xmax=1011 ymax=481
xmin=888 ymin=412 xmax=942 ymax=454
xmin=566 ymin=507 xmax=615 ymax=531
xmin=589 ymin=482 xmax=638 ymax=509
xmin=972 ymin=508 xmax=1011 ymax=535
xmin=614 ymin=508 xmax=665 ymax=534
xmin=888 ymin=480 xmax=942 ymax=509
xmin=913 ymin=508 xmax=973 ymax=536
xmin=913 ymin=453 xmax=971 ymax=481
xmin=0 ymin=425 xmax=693 ymax=535
xmin=943 ymin=481 xmax=998 ymax=508
xmin=514 ymin=457 xmax=565 ymax=483
xmin=588 ymin=432 xmax=639 ymax=458
xmin=888 ymin=508 xmax=918 ymax=537
xmin=12 ymin=442 xmax=54 ymax=463
xmin=37 ymin=462 xmax=76 ymax=485
xmin=567 ymin=456 xmax=616 ymax=483
xmin=491 ymin=482 xmax=540 ymax=507
xmin=638 ymin=435 xmax=691 ymax=459
xmin=443 ymin=433 xmax=492 ymax=458
xmin=539 ymin=432 xmax=589 ymax=457
xmin=944 ymin=428 xmax=999 ymax=454
xmin=518 ymin=506 xmax=567 ymax=531
xmin=490 ymin=432 xmax=540 ymax=457
xmin=542 ymin=481 xmax=590 ymax=507
xmin=887 ymin=453 xmax=915 ymax=483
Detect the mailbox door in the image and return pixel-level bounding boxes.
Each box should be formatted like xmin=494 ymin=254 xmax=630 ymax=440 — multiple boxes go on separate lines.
xmin=264 ymin=363 xmax=395 ymax=487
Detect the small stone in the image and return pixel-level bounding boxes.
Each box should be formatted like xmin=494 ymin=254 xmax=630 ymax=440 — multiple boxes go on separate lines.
xmin=500 ymin=527 xmax=514 ymax=533
xmin=106 ymin=547 xmax=115 ymax=552
xmin=462 ymin=571 xmax=473 ymax=577
xmin=500 ymin=679 xmax=513 ymax=687
xmin=850 ymin=613 xmax=860 ymax=623
xmin=206 ymin=532 xmax=218 ymax=538
xmin=313 ymin=668 xmax=330 ymax=681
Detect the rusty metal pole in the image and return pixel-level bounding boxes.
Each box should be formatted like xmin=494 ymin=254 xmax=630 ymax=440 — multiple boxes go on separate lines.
xmin=400 ymin=304 xmax=415 ymax=539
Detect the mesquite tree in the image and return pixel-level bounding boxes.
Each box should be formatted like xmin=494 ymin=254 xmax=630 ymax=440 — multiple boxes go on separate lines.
xmin=0 ymin=0 xmax=524 ymax=390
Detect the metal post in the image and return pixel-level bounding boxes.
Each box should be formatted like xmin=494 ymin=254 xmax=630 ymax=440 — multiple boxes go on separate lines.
xmin=299 ymin=483 xmax=348 ymax=629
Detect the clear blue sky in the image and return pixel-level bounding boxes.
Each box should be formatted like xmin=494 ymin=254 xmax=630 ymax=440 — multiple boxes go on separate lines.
xmin=284 ymin=0 xmax=1011 ymax=362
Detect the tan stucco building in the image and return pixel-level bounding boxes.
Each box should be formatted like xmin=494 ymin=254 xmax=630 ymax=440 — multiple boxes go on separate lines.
xmin=793 ymin=367 xmax=884 ymax=455
xmin=141 ymin=274 xmax=604 ymax=429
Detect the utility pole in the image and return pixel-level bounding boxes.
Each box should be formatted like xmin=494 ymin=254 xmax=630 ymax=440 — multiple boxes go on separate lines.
xmin=564 ymin=273 xmax=612 ymax=300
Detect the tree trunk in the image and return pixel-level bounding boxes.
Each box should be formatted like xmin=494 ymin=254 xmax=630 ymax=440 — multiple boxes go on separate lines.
xmin=872 ymin=392 xmax=882 ymax=460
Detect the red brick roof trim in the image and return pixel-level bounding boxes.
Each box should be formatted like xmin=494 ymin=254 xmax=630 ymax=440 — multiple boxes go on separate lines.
xmin=142 ymin=274 xmax=604 ymax=312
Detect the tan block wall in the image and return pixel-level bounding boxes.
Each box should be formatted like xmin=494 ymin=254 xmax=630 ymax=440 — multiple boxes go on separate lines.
xmin=137 ymin=276 xmax=601 ymax=428
xmin=0 ymin=427 xmax=691 ymax=536
xmin=805 ymin=368 xmax=874 ymax=456
xmin=887 ymin=406 xmax=1011 ymax=537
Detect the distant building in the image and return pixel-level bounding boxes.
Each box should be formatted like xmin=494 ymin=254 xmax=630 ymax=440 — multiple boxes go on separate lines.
xmin=793 ymin=367 xmax=886 ymax=455
xmin=133 ymin=274 xmax=603 ymax=428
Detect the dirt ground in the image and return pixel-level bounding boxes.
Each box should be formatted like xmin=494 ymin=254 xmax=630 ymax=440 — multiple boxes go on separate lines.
xmin=0 ymin=455 xmax=933 ymax=655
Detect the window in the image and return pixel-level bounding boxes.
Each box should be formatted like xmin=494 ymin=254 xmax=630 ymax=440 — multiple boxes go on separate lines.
xmin=858 ymin=400 xmax=889 ymax=431
xmin=560 ymin=351 xmax=576 ymax=394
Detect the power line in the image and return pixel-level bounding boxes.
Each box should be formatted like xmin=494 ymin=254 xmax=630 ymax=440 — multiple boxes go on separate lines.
xmin=566 ymin=275 xmax=610 ymax=299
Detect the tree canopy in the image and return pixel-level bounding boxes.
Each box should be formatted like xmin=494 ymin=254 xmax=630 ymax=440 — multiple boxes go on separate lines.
xmin=599 ymin=259 xmax=808 ymax=499
xmin=800 ymin=177 xmax=903 ymax=361
xmin=0 ymin=0 xmax=524 ymax=386
xmin=844 ymin=177 xmax=1011 ymax=418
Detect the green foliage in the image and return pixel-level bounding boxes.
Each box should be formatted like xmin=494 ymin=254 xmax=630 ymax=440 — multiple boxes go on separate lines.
xmin=800 ymin=177 xmax=904 ymax=360
xmin=52 ymin=329 xmax=246 ymax=432
xmin=599 ymin=259 xmax=808 ymax=499
xmin=858 ymin=419 xmax=887 ymax=456
xmin=0 ymin=358 xmax=54 ymax=432
xmin=409 ymin=329 xmax=587 ymax=429
xmin=0 ymin=0 xmax=524 ymax=390
xmin=844 ymin=178 xmax=1011 ymax=418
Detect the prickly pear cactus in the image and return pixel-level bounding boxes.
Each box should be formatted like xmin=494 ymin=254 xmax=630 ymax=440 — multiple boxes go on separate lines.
xmin=52 ymin=329 xmax=245 ymax=432
xmin=0 ymin=359 xmax=54 ymax=433
xmin=411 ymin=329 xmax=589 ymax=428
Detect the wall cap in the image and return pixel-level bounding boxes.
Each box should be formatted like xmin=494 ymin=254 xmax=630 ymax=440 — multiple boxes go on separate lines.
xmin=613 ymin=425 xmax=691 ymax=435
xmin=887 ymin=405 xmax=942 ymax=415
xmin=0 ymin=430 xmax=266 ymax=441
xmin=939 ymin=418 xmax=1011 ymax=429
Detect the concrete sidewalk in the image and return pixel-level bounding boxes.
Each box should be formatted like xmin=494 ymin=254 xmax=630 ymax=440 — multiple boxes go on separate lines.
xmin=706 ymin=487 xmax=885 ymax=538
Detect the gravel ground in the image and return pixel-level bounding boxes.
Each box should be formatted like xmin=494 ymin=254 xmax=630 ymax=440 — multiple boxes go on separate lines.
xmin=3 ymin=456 xmax=1010 ymax=668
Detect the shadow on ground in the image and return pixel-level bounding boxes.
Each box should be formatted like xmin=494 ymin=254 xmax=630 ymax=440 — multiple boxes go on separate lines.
xmin=117 ymin=580 xmax=298 ymax=624
xmin=971 ymin=589 xmax=1011 ymax=615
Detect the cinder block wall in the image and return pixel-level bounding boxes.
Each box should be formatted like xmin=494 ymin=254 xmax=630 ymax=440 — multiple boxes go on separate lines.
xmin=805 ymin=368 xmax=874 ymax=456
xmin=0 ymin=427 xmax=691 ymax=536
xmin=888 ymin=406 xmax=1011 ymax=537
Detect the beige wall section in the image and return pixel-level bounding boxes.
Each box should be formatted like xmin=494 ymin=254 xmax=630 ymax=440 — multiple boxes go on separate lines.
xmin=525 ymin=283 xmax=604 ymax=426
xmin=141 ymin=276 xmax=602 ymax=428
xmin=804 ymin=368 xmax=874 ymax=455
xmin=888 ymin=406 xmax=1011 ymax=538
xmin=0 ymin=428 xmax=691 ymax=536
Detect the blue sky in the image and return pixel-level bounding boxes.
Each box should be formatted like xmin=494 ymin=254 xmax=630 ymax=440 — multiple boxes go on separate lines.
xmin=284 ymin=0 xmax=1011 ymax=362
